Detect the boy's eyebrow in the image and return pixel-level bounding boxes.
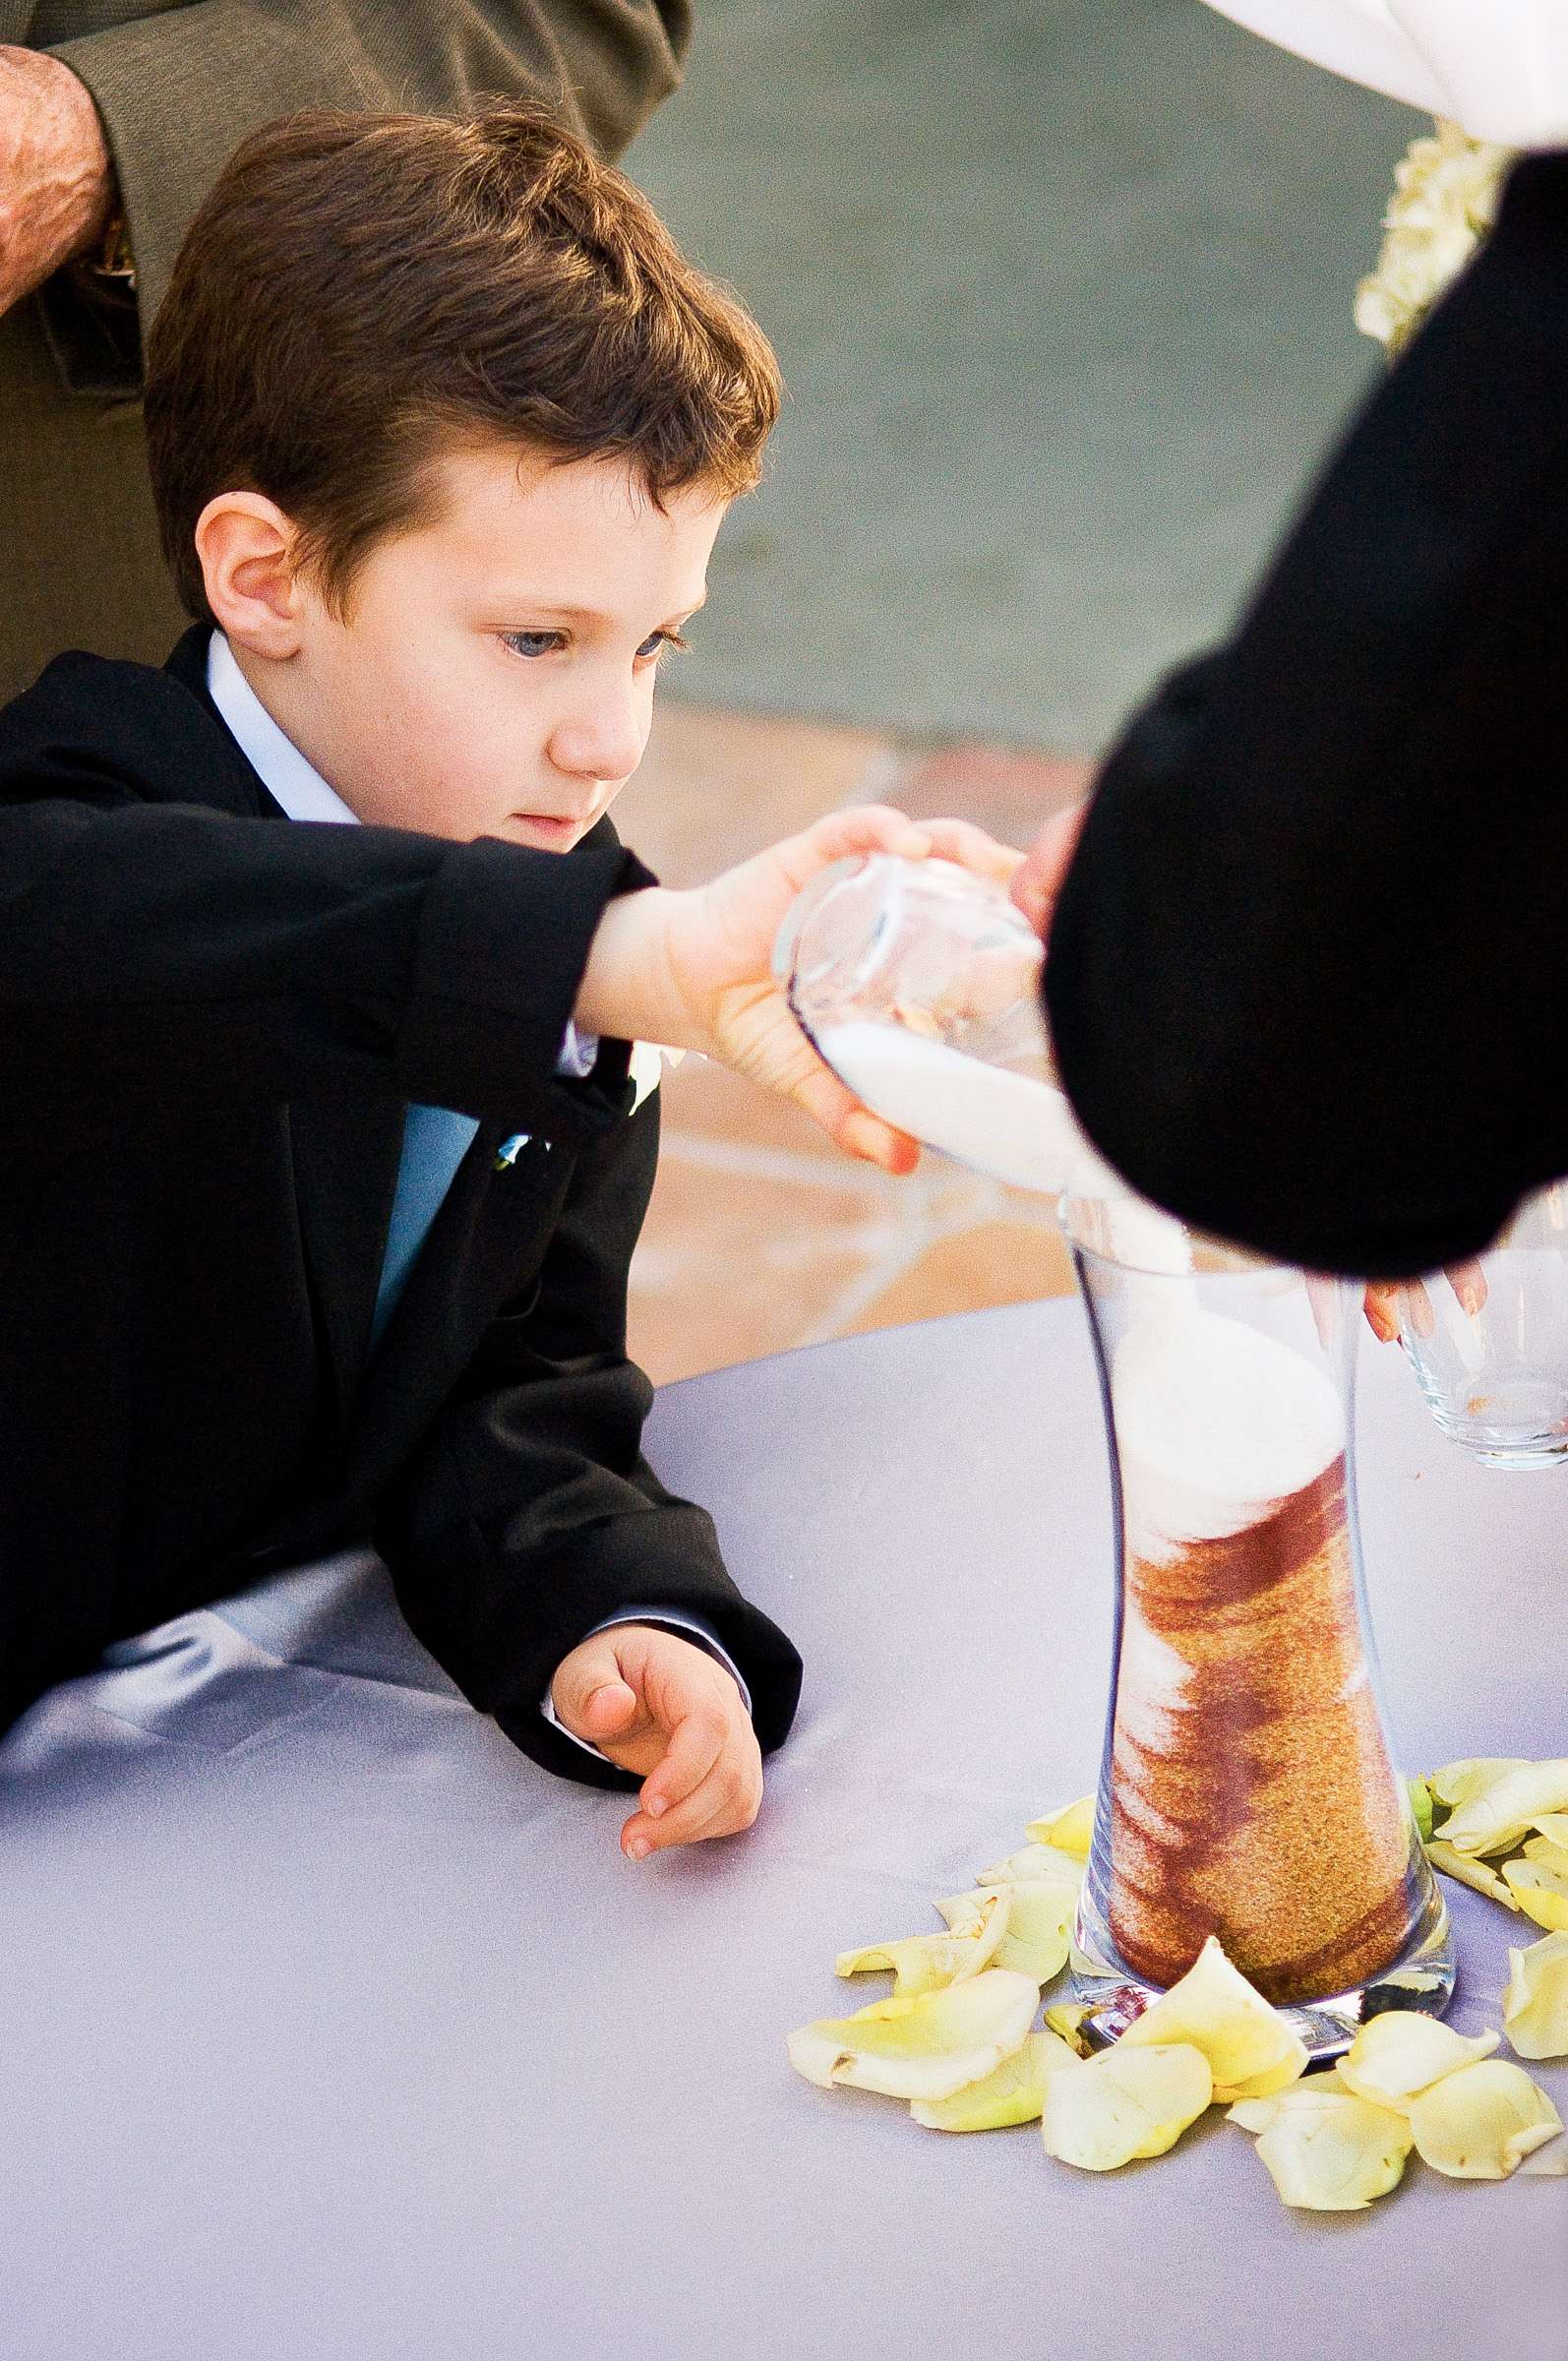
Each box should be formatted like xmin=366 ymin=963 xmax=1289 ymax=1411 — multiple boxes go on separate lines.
xmin=494 ymin=593 xmax=709 ymax=624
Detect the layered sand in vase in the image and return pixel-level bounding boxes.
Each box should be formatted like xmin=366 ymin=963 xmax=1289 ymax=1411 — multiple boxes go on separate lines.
xmin=1107 ymin=1307 xmax=1417 ymax=2007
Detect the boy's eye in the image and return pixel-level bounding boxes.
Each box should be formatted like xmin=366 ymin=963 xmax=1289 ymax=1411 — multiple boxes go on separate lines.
xmin=636 ymin=629 xmax=689 ymax=663
xmin=502 ymin=631 xmax=566 ymax=659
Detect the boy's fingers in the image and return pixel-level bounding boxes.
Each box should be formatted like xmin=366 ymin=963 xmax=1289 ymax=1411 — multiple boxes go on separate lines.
xmin=784 ymin=1058 xmax=920 ymax=1174
xmin=638 ymin=1702 xmax=729 ymax=1819
xmin=915 ymin=817 xmax=1026 ymax=882
xmin=550 ymin=1637 xmax=644 ymax=1742
xmin=578 ymin=1679 xmax=639 ymax=1738
xmin=624 ymin=1742 xmax=763 ymax=1857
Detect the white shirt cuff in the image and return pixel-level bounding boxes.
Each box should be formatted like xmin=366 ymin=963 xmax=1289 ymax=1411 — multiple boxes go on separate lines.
xmin=541 ymin=1611 xmax=753 ymax=1761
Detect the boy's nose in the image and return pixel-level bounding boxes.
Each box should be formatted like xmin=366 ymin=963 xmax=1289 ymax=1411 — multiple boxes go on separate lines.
xmin=548 ymin=701 xmax=645 ymax=789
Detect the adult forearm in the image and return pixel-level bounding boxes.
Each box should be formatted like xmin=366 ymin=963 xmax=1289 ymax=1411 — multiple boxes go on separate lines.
xmin=0 ymin=47 xmax=113 ymax=316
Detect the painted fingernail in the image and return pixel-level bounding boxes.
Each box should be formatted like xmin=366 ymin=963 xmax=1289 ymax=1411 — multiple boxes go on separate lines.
xmin=629 ymin=1838 xmax=651 ymax=1860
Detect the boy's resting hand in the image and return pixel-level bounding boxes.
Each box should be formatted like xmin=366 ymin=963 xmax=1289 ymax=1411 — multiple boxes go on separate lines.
xmin=577 ymin=804 xmax=1022 ymax=1173
xmin=550 ymin=1623 xmax=762 ymax=1859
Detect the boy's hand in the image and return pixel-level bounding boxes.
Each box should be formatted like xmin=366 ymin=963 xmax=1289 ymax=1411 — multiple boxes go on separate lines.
xmin=550 ymin=1623 xmax=762 ymax=1859
xmin=579 ymin=803 xmax=1024 ymax=1172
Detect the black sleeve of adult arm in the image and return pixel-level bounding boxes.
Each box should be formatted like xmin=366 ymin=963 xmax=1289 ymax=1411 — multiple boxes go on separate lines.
xmin=1044 ymin=151 xmax=1568 ymax=1279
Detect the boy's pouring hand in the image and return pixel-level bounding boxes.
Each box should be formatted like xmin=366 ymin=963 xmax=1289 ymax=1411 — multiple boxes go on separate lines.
xmin=549 ymin=1623 xmax=763 ymax=1860
xmin=577 ymin=804 xmax=1024 ymax=1173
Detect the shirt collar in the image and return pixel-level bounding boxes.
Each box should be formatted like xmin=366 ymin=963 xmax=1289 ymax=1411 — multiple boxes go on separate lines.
xmin=207 ymin=632 xmax=361 ymax=826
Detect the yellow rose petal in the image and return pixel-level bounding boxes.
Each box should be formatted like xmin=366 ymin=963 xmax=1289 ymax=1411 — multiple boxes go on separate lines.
xmin=1116 ymin=1935 xmax=1307 ymax=2102
xmin=1247 ymin=2084 xmax=1414 ymax=2210
xmin=1409 ymin=2058 xmax=1564 ymax=2179
xmin=1024 ymin=1794 xmax=1095 ymax=1860
xmin=1040 ymin=2040 xmax=1212 ymax=2171
xmin=1501 ymin=1859 xmax=1568 ymax=1934
xmin=912 ymin=2028 xmax=1080 ymax=2131
xmin=1044 ymin=2002 xmax=1093 ymax=2057
xmin=1337 ymin=2012 xmax=1499 ymax=2112
xmin=1226 ymin=2094 xmax=1285 ymax=2134
xmin=1437 ymin=1760 xmax=1568 ymax=1858
xmin=937 ymin=1882 xmax=1075 ymax=1985
xmin=788 ymin=1968 xmax=1042 ymax=2101
xmin=1428 ymin=1757 xmax=1530 ymax=1809
xmin=1504 ymin=1931 xmax=1568 ymax=2061
xmin=1522 ymin=1832 xmax=1568 ymax=1879
xmin=976 ymin=1842 xmax=1085 ymax=1889
xmin=1425 ymin=1840 xmax=1522 ymax=1907
xmin=836 ymin=1891 xmax=1009 ymax=1996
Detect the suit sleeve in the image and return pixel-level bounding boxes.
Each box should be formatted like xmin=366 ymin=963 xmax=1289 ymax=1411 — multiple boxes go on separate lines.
xmin=46 ymin=0 xmax=691 ymax=361
xmin=0 ymin=668 xmax=656 ymax=1149
xmin=1044 ymin=151 xmax=1568 ymax=1280
xmin=372 ymin=1088 xmax=806 ymax=1790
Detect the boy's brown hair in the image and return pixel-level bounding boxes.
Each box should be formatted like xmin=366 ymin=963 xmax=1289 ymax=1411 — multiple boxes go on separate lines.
xmin=145 ymin=104 xmax=782 ymax=622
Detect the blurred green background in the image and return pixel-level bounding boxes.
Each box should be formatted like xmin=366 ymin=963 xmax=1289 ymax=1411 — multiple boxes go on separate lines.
xmin=628 ymin=0 xmax=1417 ymax=750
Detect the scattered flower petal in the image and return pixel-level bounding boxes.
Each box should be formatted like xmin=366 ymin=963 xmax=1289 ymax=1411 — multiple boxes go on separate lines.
xmin=1437 ymin=1761 xmax=1568 ymax=1858
xmin=1522 ymin=1831 xmax=1568 ymax=1879
xmin=1336 ymin=2013 xmax=1498 ymax=2112
xmin=1040 ymin=2041 xmax=1212 ymax=2171
xmin=836 ymin=1891 xmax=1008 ymax=1996
xmin=788 ymin=1968 xmax=1042 ymax=2102
xmin=1245 ymin=2083 xmax=1414 ymax=2210
xmin=1504 ymin=1932 xmax=1568 ymax=2061
xmin=1425 ymin=1840 xmax=1521 ymax=1907
xmin=936 ymin=1883 xmax=1075 ymax=1985
xmin=1116 ymin=1935 xmax=1307 ymax=2102
xmin=976 ymin=1842 xmax=1084 ymax=1889
xmin=1427 ymin=1757 xmax=1529 ymax=1810
xmin=912 ymin=2029 xmax=1081 ymax=2131
xmin=1044 ymin=2002 xmax=1092 ymax=2057
xmin=1025 ymin=1796 xmax=1095 ymax=1860
xmin=1501 ymin=1859 xmax=1568 ymax=1934
xmin=1409 ymin=2058 xmax=1563 ymax=2179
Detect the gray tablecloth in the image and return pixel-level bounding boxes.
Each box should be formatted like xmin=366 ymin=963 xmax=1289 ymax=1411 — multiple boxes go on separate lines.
xmin=2 ymin=1301 xmax=1564 ymax=2359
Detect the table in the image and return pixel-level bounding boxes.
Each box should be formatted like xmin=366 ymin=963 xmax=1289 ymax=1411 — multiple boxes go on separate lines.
xmin=1 ymin=1301 xmax=1563 ymax=2359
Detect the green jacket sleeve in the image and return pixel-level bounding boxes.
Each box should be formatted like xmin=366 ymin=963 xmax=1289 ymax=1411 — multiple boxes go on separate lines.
xmin=47 ymin=0 xmax=691 ymax=346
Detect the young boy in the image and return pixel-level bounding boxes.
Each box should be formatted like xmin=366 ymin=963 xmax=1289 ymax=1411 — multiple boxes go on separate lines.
xmin=0 ymin=106 xmax=1003 ymax=1860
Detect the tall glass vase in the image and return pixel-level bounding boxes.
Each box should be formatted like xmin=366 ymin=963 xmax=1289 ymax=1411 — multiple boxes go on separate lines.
xmin=1064 ymin=1181 xmax=1454 ymax=2061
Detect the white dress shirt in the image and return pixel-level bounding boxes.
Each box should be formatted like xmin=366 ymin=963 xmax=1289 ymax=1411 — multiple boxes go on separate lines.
xmin=205 ymin=634 xmax=750 ymax=1752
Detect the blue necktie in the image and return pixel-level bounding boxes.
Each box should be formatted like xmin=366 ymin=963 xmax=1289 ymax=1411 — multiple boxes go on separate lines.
xmin=370 ymin=1104 xmax=480 ymax=1350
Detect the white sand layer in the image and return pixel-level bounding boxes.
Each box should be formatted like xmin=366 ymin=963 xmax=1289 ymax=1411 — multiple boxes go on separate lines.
xmin=1111 ymin=1309 xmax=1345 ymax=1558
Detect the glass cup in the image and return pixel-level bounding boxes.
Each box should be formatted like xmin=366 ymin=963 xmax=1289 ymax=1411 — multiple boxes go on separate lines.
xmin=771 ymin=853 xmax=1074 ymax=1195
xmin=1384 ymin=1181 xmax=1568 ymax=1470
xmin=1063 ymin=1171 xmax=1453 ymax=2062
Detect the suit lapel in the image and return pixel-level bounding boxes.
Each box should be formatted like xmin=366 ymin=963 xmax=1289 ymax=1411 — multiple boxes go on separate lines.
xmin=351 ymin=1123 xmax=568 ymax=1466
xmin=288 ymin=1096 xmax=407 ymax=1428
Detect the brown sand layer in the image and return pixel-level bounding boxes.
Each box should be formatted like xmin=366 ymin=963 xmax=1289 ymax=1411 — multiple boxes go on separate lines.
xmin=1107 ymin=1456 xmax=1417 ymax=2007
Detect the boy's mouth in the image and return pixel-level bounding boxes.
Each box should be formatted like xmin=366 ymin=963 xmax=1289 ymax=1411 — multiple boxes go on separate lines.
xmin=512 ymin=812 xmax=589 ymax=846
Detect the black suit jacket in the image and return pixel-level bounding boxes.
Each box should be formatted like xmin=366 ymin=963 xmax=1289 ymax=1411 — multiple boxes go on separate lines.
xmin=0 ymin=629 xmax=802 ymax=1783
xmin=1046 ymin=151 xmax=1568 ymax=1280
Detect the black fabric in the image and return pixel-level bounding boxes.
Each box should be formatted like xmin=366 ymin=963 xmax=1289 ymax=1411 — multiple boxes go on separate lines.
xmin=1045 ymin=150 xmax=1568 ymax=1280
xmin=0 ymin=630 xmax=802 ymax=1779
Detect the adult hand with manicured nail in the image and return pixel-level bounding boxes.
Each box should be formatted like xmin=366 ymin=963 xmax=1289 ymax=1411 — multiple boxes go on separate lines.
xmin=549 ymin=1623 xmax=763 ymax=1860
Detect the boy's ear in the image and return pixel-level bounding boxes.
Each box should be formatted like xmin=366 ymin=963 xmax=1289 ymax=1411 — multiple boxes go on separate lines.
xmin=195 ymin=491 xmax=308 ymax=656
